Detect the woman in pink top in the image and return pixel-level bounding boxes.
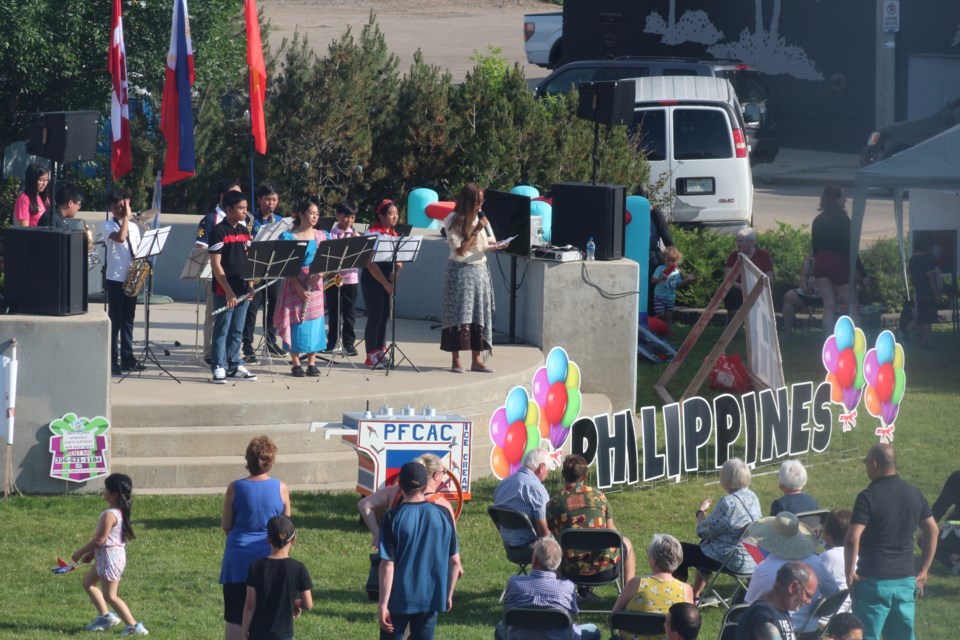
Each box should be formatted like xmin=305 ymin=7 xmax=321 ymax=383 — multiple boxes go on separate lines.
xmin=13 ymin=162 xmax=51 ymax=227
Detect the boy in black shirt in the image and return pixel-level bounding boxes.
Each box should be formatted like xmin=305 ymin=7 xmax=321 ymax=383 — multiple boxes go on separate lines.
xmin=209 ymin=190 xmax=256 ymax=383
xmin=242 ymin=516 xmax=314 ymax=640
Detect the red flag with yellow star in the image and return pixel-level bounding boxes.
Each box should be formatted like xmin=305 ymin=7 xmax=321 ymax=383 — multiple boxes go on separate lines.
xmin=245 ymin=0 xmax=267 ymax=154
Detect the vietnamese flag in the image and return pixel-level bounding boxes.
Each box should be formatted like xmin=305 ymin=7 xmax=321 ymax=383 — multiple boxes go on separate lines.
xmin=108 ymin=0 xmax=132 ymax=179
xmin=245 ymin=0 xmax=267 ymax=154
xmin=160 ymin=0 xmax=196 ymax=185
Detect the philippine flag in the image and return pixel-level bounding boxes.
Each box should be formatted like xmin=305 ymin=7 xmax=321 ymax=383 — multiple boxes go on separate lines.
xmin=108 ymin=0 xmax=131 ymax=179
xmin=160 ymin=0 xmax=196 ymax=185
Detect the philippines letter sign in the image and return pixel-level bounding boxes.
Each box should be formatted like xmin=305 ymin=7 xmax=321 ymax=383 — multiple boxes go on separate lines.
xmin=49 ymin=413 xmax=111 ymax=482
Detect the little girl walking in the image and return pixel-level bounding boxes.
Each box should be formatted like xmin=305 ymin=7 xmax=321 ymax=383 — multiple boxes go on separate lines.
xmin=72 ymin=473 xmax=149 ymax=635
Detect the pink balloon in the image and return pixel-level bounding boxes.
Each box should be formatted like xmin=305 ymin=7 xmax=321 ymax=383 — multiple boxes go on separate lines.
xmin=549 ymin=423 xmax=569 ymax=450
xmin=532 ymin=367 xmax=550 ymax=407
xmin=881 ymin=400 xmax=899 ymax=425
xmin=842 ymin=386 xmax=861 ymax=412
xmin=822 ymin=336 xmax=839 ymax=374
xmin=489 ymin=407 xmax=509 ymax=448
xmin=508 ymin=462 xmax=520 ymax=476
xmin=863 ymin=349 xmax=879 ymax=387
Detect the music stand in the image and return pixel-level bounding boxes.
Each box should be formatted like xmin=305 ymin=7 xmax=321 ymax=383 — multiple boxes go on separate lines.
xmin=309 ymin=235 xmax=378 ymax=373
xmin=315 ymin=216 xmax=337 ymax=232
xmin=180 ymin=246 xmax=212 ymax=360
xmin=120 ymin=226 xmax=176 ymax=383
xmin=244 ymin=240 xmax=308 ymax=377
xmin=255 ymin=218 xmax=293 ymax=241
xmin=371 ymin=235 xmax=423 ymax=375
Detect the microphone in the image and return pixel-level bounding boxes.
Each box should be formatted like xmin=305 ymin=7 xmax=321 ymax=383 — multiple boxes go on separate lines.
xmin=478 ymin=211 xmax=493 ymax=236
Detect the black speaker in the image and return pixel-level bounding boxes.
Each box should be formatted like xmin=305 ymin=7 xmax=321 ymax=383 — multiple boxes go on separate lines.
xmin=26 ymin=111 xmax=99 ymax=163
xmin=551 ymin=183 xmax=625 ymax=261
xmin=3 ymin=227 xmax=87 ymax=315
xmin=576 ymin=80 xmax=635 ymax=126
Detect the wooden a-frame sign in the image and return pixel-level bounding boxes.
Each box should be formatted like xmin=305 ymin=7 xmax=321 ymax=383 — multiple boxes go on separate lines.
xmin=653 ymin=254 xmax=784 ymax=404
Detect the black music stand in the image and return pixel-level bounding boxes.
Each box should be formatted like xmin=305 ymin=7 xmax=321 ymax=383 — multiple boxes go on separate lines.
xmin=244 ymin=240 xmax=308 ymax=375
xmin=371 ymin=234 xmax=423 ymax=375
xmin=309 ymin=235 xmax=378 ymax=373
xmin=314 ymin=216 xmax=337 ymax=232
xmin=120 ymin=226 xmax=175 ymax=383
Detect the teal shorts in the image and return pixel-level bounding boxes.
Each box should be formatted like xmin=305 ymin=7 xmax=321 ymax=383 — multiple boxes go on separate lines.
xmin=851 ymin=575 xmax=916 ymax=640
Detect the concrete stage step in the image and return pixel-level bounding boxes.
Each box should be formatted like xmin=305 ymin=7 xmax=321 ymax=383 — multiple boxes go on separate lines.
xmin=106 ymin=303 xmax=616 ymax=494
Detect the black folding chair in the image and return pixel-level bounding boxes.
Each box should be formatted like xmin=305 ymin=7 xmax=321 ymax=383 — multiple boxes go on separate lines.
xmin=797 ymin=588 xmax=849 ymax=640
xmin=609 ymin=611 xmax=666 ymax=639
xmin=795 ymin=509 xmax=831 ymax=544
xmin=699 ymin=531 xmax=755 ymax=611
xmin=503 ymin=607 xmax=574 ymax=639
xmin=558 ymin=528 xmax=624 ymax=613
xmin=487 ymin=506 xmax=539 ymax=574
xmin=717 ymin=603 xmax=750 ymax=640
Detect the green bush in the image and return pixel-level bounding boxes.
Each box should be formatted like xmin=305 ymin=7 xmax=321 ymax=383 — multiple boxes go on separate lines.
xmin=671 ymin=226 xmax=734 ymax=307
xmin=862 ymin=237 xmax=905 ymax=311
xmin=757 ymin=222 xmax=811 ymax=305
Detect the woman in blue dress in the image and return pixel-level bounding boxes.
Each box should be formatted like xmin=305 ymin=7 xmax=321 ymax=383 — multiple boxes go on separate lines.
xmin=273 ymin=200 xmax=330 ymax=377
xmin=220 ymin=436 xmax=290 ymax=640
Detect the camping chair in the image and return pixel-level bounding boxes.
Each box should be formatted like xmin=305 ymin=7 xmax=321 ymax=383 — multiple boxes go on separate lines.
xmin=558 ymin=528 xmax=624 ymax=613
xmin=609 ymin=611 xmax=666 ymax=639
xmin=488 ymin=505 xmax=539 ymax=574
xmin=503 ymin=607 xmax=574 ymax=639
xmin=797 ymin=588 xmax=849 ymax=640
xmin=795 ymin=509 xmax=831 ymax=544
xmin=699 ymin=531 xmax=755 ymax=611
xmin=717 ymin=603 xmax=750 ymax=640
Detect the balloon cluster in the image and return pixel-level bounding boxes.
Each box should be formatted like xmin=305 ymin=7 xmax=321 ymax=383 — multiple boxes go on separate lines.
xmin=822 ymin=316 xmax=866 ymax=429
xmin=488 ymin=347 xmax=582 ymax=479
xmin=862 ymin=330 xmax=905 ymax=440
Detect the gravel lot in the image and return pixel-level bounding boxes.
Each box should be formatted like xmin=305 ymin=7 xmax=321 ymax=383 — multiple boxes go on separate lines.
xmin=260 ymin=0 xmax=556 ymax=83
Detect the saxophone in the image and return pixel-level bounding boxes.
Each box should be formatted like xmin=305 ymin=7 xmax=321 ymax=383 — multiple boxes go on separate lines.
xmin=122 ymin=259 xmax=152 ymax=297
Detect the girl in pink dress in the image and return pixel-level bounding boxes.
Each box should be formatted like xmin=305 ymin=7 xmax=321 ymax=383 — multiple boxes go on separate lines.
xmin=13 ymin=162 xmax=50 ymax=227
xmin=72 ymin=473 xmax=148 ymax=635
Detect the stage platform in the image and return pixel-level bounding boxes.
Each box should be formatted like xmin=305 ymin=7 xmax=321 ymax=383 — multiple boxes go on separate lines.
xmin=108 ymin=302 xmax=612 ymax=494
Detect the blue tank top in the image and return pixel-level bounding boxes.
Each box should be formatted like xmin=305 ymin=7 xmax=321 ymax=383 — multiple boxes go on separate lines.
xmin=219 ymin=477 xmax=285 ymax=584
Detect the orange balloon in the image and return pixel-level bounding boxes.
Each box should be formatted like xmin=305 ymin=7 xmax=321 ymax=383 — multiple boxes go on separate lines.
xmin=865 ymin=385 xmax=882 ymax=417
xmin=827 ymin=373 xmax=842 ymax=403
xmin=538 ymin=407 xmax=550 ymax=439
xmin=491 ymin=446 xmax=510 ymax=479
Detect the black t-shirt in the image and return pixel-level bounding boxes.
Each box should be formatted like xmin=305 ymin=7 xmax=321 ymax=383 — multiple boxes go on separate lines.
xmin=37 ymin=207 xmax=68 ymax=229
xmin=852 ymin=474 xmax=932 ymax=579
xmin=209 ymin=219 xmax=251 ymax=296
xmin=246 ymin=557 xmax=313 ymax=640
xmin=736 ymin=599 xmax=796 ymax=640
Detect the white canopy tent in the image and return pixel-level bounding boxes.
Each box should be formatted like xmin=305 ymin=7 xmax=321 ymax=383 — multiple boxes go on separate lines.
xmin=850 ymin=124 xmax=960 ymax=308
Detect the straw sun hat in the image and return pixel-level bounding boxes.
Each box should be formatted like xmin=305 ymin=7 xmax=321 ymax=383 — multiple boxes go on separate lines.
xmin=747 ymin=512 xmax=818 ymax=559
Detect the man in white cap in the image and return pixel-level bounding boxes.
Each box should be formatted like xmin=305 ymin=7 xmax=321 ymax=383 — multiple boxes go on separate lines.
xmin=744 ymin=512 xmax=840 ymax=634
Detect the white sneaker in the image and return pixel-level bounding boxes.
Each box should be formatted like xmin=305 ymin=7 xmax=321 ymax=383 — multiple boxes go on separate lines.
xmin=227 ymin=365 xmax=257 ymax=381
xmin=211 ymin=367 xmax=226 ymax=384
xmin=121 ymin=621 xmax=149 ymax=636
xmin=85 ymin=612 xmax=122 ymax=631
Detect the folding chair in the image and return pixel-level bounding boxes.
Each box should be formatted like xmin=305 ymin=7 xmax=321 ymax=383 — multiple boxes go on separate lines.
xmin=717 ymin=603 xmax=750 ymax=640
xmin=797 ymin=588 xmax=849 ymax=640
xmin=699 ymin=531 xmax=755 ymax=611
xmin=488 ymin=505 xmax=539 ymax=574
xmin=558 ymin=528 xmax=624 ymax=613
xmin=795 ymin=509 xmax=831 ymax=544
xmin=503 ymin=607 xmax=574 ymax=639
xmin=609 ymin=611 xmax=666 ymax=639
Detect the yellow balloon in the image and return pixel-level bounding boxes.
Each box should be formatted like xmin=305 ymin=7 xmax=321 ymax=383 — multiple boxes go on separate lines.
xmin=853 ymin=328 xmax=866 ymax=354
xmin=565 ymin=362 xmax=581 ymax=390
xmin=893 ymin=343 xmax=905 ymax=369
xmin=524 ymin=401 xmax=539 ymax=429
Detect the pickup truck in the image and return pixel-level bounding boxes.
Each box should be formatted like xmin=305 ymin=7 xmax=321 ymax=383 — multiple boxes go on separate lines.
xmin=523 ymin=12 xmax=563 ymax=69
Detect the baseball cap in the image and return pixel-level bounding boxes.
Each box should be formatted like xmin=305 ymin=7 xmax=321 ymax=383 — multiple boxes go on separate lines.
xmin=398 ymin=461 xmax=427 ymax=493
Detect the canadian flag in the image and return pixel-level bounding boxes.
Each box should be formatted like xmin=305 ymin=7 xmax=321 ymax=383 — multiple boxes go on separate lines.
xmin=108 ymin=0 xmax=132 ymax=178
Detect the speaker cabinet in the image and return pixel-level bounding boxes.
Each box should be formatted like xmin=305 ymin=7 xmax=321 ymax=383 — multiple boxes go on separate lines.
xmin=3 ymin=227 xmax=87 ymax=315
xmin=576 ymin=80 xmax=635 ymax=126
xmin=26 ymin=111 xmax=99 ymax=163
xmin=551 ymin=183 xmax=625 ymax=261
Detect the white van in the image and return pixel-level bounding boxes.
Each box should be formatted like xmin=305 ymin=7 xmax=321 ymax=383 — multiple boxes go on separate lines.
xmin=630 ymin=76 xmax=755 ymax=230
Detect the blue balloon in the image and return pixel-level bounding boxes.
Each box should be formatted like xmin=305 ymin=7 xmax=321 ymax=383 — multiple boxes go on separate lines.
xmin=505 ymin=387 xmax=528 ymax=425
xmin=834 ymin=316 xmax=855 ymax=352
xmin=875 ymin=330 xmax=896 ymax=365
xmin=510 ymin=185 xmax=540 ymax=199
xmin=545 ymin=348 xmax=569 ymax=385
xmin=406 ymin=188 xmax=439 ymax=230
xmin=531 ymin=200 xmax=552 ymax=242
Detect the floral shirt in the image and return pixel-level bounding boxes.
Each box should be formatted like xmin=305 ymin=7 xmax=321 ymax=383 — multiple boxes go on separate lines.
xmin=546 ymin=482 xmax=620 ymax=576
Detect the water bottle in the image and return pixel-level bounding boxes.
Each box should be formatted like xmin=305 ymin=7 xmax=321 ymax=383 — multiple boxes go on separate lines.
xmin=585 ymin=237 xmax=596 ymax=261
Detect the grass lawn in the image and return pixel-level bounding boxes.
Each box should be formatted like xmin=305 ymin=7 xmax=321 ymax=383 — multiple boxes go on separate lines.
xmin=2 ymin=325 xmax=959 ymax=639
